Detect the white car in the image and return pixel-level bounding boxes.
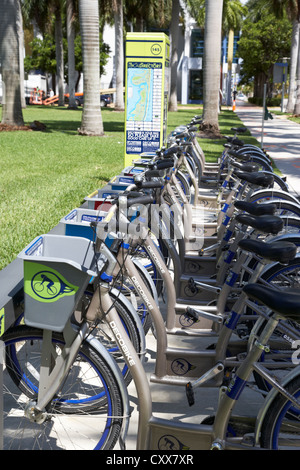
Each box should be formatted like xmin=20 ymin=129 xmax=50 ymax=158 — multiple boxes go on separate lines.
xmin=236 ymin=93 xmax=247 ymax=101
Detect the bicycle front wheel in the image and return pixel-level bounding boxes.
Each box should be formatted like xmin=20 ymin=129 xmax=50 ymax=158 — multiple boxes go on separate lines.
xmin=261 ymin=374 xmax=300 ymax=449
xmin=3 ymin=325 xmax=124 ymax=450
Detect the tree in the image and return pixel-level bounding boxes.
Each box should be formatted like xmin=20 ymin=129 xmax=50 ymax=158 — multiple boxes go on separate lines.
xmin=22 ymin=0 xmax=64 ymax=102
xmin=125 ymin=0 xmax=172 ymax=31
xmin=201 ymin=0 xmax=223 ymax=136
xmin=238 ymin=14 xmax=292 ymax=99
xmin=24 ymin=34 xmax=58 ymax=91
xmin=287 ymin=19 xmax=299 ymax=112
xmin=0 ymin=0 xmax=24 ymax=126
xmin=222 ymin=0 xmax=247 ymax=105
xmin=246 ymin=0 xmax=300 ymax=113
xmin=168 ymin=0 xmax=180 ymax=112
xmin=66 ymin=0 xmax=77 ymax=108
xmin=78 ymin=0 xmax=104 ymax=136
xmin=113 ymin=0 xmax=125 ymax=111
xmin=54 ymin=0 xmax=65 ymax=106
xmin=24 ymin=32 xmax=110 ymax=92
xmin=187 ymin=0 xmax=245 ymax=125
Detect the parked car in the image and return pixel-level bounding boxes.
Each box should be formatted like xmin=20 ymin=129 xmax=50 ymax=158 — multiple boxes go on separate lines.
xmin=236 ymin=93 xmax=247 ymax=101
xmin=72 ymin=93 xmax=112 ymax=107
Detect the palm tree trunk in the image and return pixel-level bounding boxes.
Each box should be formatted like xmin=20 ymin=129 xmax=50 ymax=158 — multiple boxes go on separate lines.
xmin=114 ymin=0 xmax=125 ymax=111
xmin=55 ymin=2 xmax=65 ymax=106
xmin=16 ymin=0 xmax=26 ymax=108
xmin=294 ymin=25 xmax=300 ymax=114
xmin=168 ymin=0 xmax=180 ymax=112
xmin=286 ymin=19 xmax=299 ymax=113
xmin=0 ymin=0 xmax=24 ymax=126
xmin=66 ymin=0 xmax=77 ymax=109
xmin=78 ymin=0 xmax=104 ymax=135
xmin=201 ymin=0 xmax=223 ymax=137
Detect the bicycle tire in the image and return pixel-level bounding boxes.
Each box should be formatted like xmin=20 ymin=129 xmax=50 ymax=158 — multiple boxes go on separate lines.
xmin=110 ymin=260 xmax=155 ymax=335
xmin=174 ymin=170 xmax=191 ymax=202
xmin=3 ymin=325 xmax=124 ymax=450
xmin=87 ymin=292 xmax=142 ymax=386
xmin=260 ymin=171 xmax=289 ymax=192
xmin=260 ymin=374 xmax=300 ymax=449
xmin=13 ymin=288 xmax=143 ymax=387
xmin=249 ymin=189 xmax=300 ymax=205
xmin=245 ymin=258 xmax=300 ymax=392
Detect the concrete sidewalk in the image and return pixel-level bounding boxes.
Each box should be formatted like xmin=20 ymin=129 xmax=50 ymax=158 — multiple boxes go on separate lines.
xmin=235 ymin=101 xmax=300 ymax=198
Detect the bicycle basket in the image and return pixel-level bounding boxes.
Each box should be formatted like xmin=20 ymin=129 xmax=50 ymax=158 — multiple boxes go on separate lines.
xmin=18 ymin=234 xmax=97 ymax=332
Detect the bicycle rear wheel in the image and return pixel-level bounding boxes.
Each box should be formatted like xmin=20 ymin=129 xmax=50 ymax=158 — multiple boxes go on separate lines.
xmin=3 ymin=325 xmax=124 ymax=450
xmin=260 ymin=374 xmax=300 ymax=449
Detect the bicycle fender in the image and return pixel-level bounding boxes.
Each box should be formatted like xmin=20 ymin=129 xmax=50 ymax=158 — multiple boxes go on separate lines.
xmin=85 ymin=333 xmax=131 ymax=450
xmin=109 ymin=287 xmax=146 ymax=362
xmin=260 ymin=252 xmax=300 ymax=277
xmin=254 ymin=364 xmax=300 ymax=446
xmin=132 ymin=258 xmax=159 ymax=304
xmin=265 ymin=234 xmax=300 ymax=247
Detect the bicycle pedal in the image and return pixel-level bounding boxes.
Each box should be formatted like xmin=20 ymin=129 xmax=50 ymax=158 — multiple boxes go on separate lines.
xmin=188 ymin=278 xmax=198 ymax=294
xmin=186 ymin=382 xmax=195 ymax=406
xmin=186 ymin=307 xmax=199 ymax=321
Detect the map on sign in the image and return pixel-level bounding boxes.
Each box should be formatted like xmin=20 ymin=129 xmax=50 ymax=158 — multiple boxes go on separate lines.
xmin=126 ymin=68 xmax=154 ymax=122
xmin=125 ymin=62 xmax=162 ymax=155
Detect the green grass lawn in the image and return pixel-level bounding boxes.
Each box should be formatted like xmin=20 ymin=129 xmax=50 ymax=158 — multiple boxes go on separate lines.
xmin=0 ymin=104 xmax=259 ymax=271
xmin=270 ymin=109 xmax=300 ymax=124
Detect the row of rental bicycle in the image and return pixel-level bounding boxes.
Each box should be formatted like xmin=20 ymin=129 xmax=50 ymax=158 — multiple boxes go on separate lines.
xmin=4 ymin=116 xmax=300 ymax=450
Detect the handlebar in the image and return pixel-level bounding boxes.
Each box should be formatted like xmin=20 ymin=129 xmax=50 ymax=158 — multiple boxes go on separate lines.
xmin=125 ymin=194 xmax=154 ymax=207
xmin=135 ymin=180 xmax=163 ymax=189
xmin=155 ymin=158 xmax=174 ymax=169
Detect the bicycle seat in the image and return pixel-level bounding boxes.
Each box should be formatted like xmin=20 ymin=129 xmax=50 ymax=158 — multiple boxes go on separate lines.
xmin=243 ymin=283 xmax=300 ymax=322
xmin=226 ymin=137 xmax=244 ymax=147
xmin=234 ymin=171 xmax=274 ymax=188
xmin=238 ymin=239 xmax=297 ymax=264
xmin=234 ymin=200 xmax=276 ymax=216
xmin=231 ymin=127 xmax=247 ymax=134
xmin=228 ymin=150 xmax=249 ymax=161
xmin=235 ymin=214 xmax=283 ymax=234
xmin=231 ymin=161 xmax=259 ymax=173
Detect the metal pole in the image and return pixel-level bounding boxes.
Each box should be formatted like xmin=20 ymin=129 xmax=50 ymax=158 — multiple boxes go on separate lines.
xmin=261 ymin=83 xmax=267 ymax=149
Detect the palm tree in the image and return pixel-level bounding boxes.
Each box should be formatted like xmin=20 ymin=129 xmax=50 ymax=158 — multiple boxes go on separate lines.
xmin=78 ymin=0 xmax=104 ymax=135
xmin=168 ymin=0 xmax=181 ymax=112
xmin=222 ymin=0 xmax=247 ymax=105
xmin=54 ymin=0 xmax=65 ymax=106
xmin=125 ymin=0 xmax=172 ymax=31
xmin=113 ymin=0 xmax=125 ymax=111
xmin=66 ymin=0 xmax=77 ymax=108
xmin=201 ymin=0 xmax=224 ymax=136
xmin=187 ymin=0 xmax=245 ymax=131
xmin=0 ymin=0 xmax=24 ymax=126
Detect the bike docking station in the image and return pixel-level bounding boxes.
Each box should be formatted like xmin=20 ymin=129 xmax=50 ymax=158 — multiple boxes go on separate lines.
xmin=2 ymin=31 xmax=300 ymax=454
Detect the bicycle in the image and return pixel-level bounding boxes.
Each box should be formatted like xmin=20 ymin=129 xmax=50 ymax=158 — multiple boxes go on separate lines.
xmin=92 ymin=240 xmax=300 ymax=450
xmin=2 ymin=234 xmax=133 ymax=450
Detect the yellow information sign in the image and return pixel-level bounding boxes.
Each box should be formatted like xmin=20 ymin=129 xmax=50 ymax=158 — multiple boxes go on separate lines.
xmin=124 ymin=32 xmax=170 ymax=166
xmin=0 ymin=308 xmax=4 ymax=337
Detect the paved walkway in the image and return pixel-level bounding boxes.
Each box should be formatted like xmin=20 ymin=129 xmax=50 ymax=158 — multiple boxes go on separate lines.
xmin=235 ymin=101 xmax=300 ymax=197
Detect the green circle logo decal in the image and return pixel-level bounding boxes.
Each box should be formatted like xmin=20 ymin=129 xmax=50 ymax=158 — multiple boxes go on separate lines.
xmin=24 ymin=262 xmax=79 ymax=303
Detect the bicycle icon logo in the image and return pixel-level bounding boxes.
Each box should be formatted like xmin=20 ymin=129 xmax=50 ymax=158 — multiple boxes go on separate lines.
xmin=158 ymin=434 xmax=189 ymax=450
xmin=31 ymin=271 xmax=75 ymax=301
